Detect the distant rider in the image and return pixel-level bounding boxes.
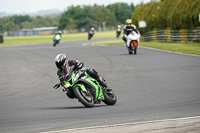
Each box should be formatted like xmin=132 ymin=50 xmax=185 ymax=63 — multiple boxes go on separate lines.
xmin=122 ymin=19 xmax=140 ymax=44
xmin=53 ymin=54 xmax=108 ymax=98
xmin=88 ymin=27 xmax=95 ymax=40
xmin=116 ymin=25 xmax=122 ymax=37
xmin=53 ymin=30 xmax=62 ymax=40
xmin=117 ymin=25 xmax=121 ymax=31
xmin=89 ymin=27 xmax=95 ymax=35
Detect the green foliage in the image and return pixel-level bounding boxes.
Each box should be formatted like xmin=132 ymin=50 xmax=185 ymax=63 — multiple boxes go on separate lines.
xmin=11 ymin=15 xmax=31 ymax=25
xmin=132 ymin=0 xmax=200 ymax=33
xmin=59 ymin=3 xmax=135 ymax=31
xmin=107 ymin=3 xmax=135 ymax=24
xmin=58 ymin=5 xmax=118 ymax=31
xmin=30 ymin=16 xmax=59 ymax=28
xmin=0 ymin=15 xmax=59 ymax=32
xmin=0 ymin=3 xmax=135 ymax=33
xmin=93 ymin=6 xmax=117 ymax=26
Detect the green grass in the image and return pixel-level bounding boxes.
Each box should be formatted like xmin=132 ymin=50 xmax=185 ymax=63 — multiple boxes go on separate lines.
xmin=0 ymin=31 xmax=116 ymax=46
xmin=88 ymin=40 xmax=200 ymax=55
xmin=140 ymin=42 xmax=200 ymax=55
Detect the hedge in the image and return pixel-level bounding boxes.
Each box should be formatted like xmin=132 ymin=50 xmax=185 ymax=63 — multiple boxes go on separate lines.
xmin=132 ymin=0 xmax=200 ymax=33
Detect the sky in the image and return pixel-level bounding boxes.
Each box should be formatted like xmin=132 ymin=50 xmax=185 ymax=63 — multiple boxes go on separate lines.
xmin=0 ymin=0 xmax=151 ymax=14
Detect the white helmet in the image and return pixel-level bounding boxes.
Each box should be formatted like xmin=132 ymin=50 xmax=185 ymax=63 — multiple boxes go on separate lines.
xmin=55 ymin=53 xmax=67 ymax=69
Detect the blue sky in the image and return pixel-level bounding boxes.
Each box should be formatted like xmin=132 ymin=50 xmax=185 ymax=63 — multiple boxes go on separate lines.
xmin=0 ymin=0 xmax=151 ymax=14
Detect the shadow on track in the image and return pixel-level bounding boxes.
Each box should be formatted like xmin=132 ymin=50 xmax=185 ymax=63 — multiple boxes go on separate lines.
xmin=37 ymin=104 xmax=107 ymax=110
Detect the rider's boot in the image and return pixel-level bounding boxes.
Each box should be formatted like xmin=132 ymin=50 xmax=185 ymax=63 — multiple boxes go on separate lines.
xmin=86 ymin=68 xmax=109 ymax=88
xmin=98 ymin=77 xmax=108 ymax=88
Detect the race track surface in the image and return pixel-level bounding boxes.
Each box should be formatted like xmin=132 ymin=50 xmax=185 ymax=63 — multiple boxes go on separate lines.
xmin=0 ymin=39 xmax=200 ymax=133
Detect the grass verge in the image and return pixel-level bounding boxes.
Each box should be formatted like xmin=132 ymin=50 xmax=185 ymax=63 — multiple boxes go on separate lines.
xmin=0 ymin=31 xmax=116 ymax=46
xmin=88 ymin=40 xmax=200 ymax=55
xmin=1 ymin=31 xmax=199 ymax=56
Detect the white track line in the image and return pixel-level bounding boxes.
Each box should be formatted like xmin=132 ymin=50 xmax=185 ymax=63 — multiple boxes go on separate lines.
xmin=39 ymin=116 xmax=200 ymax=133
xmin=82 ymin=43 xmax=108 ymax=46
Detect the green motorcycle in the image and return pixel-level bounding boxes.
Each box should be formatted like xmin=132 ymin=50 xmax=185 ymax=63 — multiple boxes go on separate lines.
xmin=53 ymin=34 xmax=61 ymax=47
xmin=54 ymin=69 xmax=117 ymax=108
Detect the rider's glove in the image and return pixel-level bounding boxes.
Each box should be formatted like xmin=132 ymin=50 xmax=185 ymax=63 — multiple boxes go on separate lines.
xmin=59 ymin=77 xmax=65 ymax=86
xmin=124 ymin=35 xmax=128 ymax=39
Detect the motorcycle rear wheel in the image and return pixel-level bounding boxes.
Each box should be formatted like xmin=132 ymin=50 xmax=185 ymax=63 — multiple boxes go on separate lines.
xmin=103 ymin=89 xmax=117 ymax=105
xmin=73 ymin=86 xmax=94 ymax=108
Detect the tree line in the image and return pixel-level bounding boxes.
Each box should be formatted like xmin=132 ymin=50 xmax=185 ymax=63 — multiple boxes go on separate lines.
xmin=132 ymin=0 xmax=200 ymax=33
xmin=0 ymin=15 xmax=59 ymax=33
xmin=59 ymin=3 xmax=134 ymax=31
xmin=1 ymin=0 xmax=198 ymax=34
xmin=0 ymin=3 xmax=135 ymax=33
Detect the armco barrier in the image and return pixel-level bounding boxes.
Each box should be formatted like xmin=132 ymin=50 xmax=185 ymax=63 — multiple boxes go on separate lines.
xmin=197 ymin=27 xmax=200 ymax=42
xmin=142 ymin=27 xmax=200 ymax=43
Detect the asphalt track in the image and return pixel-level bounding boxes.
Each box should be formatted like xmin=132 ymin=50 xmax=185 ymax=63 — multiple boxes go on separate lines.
xmin=0 ymin=38 xmax=200 ymax=133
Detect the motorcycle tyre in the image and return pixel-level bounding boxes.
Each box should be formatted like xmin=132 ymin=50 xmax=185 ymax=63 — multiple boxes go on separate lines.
xmin=116 ymin=33 xmax=119 ymax=38
xmin=134 ymin=47 xmax=137 ymax=54
xmin=53 ymin=40 xmax=58 ymax=47
xmin=134 ymin=42 xmax=137 ymax=55
xmin=103 ymin=89 xmax=117 ymax=105
xmin=53 ymin=42 xmax=56 ymax=47
xmin=128 ymin=49 xmax=133 ymax=54
xmin=73 ymin=86 xmax=94 ymax=108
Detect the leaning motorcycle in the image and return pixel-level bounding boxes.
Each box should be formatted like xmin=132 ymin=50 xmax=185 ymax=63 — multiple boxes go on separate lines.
xmin=88 ymin=31 xmax=94 ymax=40
xmin=116 ymin=28 xmax=121 ymax=38
xmin=53 ymin=34 xmax=61 ymax=47
xmin=126 ymin=31 xmax=140 ymax=55
xmin=54 ymin=68 xmax=117 ymax=108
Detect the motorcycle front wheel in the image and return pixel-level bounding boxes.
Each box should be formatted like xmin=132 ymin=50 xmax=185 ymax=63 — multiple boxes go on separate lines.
xmin=128 ymin=49 xmax=133 ymax=54
xmin=53 ymin=42 xmax=56 ymax=47
xmin=134 ymin=47 xmax=137 ymax=54
xmin=53 ymin=40 xmax=57 ymax=47
xmin=73 ymin=86 xmax=94 ymax=108
xmin=133 ymin=42 xmax=138 ymax=54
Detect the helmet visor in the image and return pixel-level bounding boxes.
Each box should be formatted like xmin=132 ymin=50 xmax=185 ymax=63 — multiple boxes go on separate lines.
xmin=56 ymin=61 xmax=63 ymax=69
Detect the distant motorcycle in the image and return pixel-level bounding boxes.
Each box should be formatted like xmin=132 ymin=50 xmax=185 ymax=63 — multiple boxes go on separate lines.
xmin=53 ymin=67 xmax=117 ymax=108
xmin=116 ymin=28 xmax=121 ymax=38
xmin=88 ymin=31 xmax=94 ymax=40
xmin=53 ymin=34 xmax=61 ymax=47
xmin=126 ymin=31 xmax=140 ymax=55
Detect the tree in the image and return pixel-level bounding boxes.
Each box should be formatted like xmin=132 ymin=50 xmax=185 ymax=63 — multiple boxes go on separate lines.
xmin=107 ymin=3 xmax=135 ymax=24
xmin=93 ymin=6 xmax=117 ymax=27
xmin=59 ymin=5 xmax=117 ymax=31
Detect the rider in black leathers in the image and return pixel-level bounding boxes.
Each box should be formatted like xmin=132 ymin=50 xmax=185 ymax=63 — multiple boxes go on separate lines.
xmin=122 ymin=19 xmax=139 ymax=43
xmin=88 ymin=27 xmax=95 ymax=40
xmin=53 ymin=54 xmax=108 ymax=98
